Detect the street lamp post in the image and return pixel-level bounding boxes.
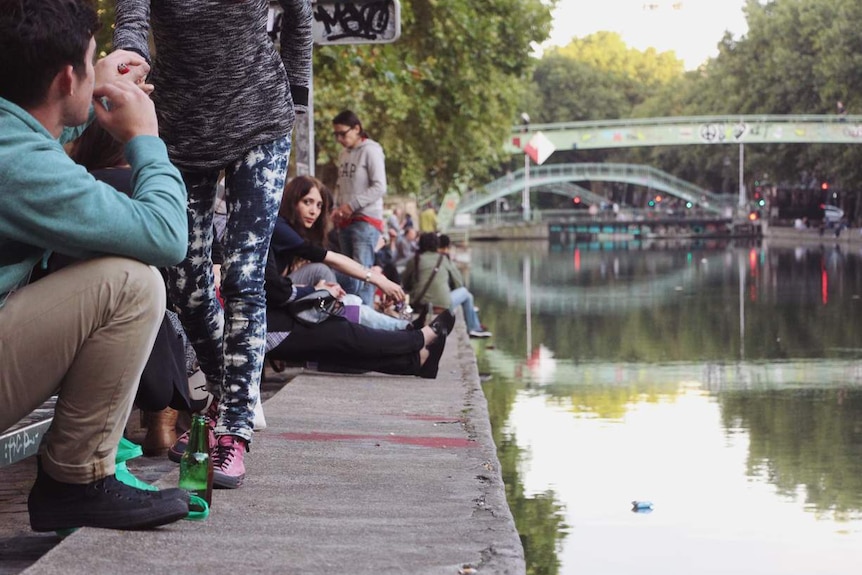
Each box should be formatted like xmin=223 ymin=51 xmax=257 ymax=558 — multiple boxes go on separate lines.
xmin=521 ymin=113 xmax=531 ymax=222
xmin=738 ymin=143 xmax=745 ymax=210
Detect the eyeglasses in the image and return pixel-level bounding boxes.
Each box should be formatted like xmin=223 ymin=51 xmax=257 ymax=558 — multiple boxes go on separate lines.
xmin=333 ymin=128 xmax=353 ymax=138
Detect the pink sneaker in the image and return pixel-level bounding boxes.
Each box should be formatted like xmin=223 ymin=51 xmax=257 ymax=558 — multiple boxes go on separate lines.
xmin=212 ymin=435 xmax=247 ymax=489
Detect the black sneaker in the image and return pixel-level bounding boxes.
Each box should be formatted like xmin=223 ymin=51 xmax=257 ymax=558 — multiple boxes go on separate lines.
xmin=410 ymin=305 xmax=429 ymax=330
xmin=428 ymin=310 xmax=455 ymax=337
xmin=28 ymin=463 xmax=189 ymax=532
xmin=419 ymin=330 xmax=448 ymax=379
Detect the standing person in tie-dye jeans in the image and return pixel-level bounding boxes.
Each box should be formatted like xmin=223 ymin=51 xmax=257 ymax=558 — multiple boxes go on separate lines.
xmin=113 ymin=0 xmax=313 ymax=488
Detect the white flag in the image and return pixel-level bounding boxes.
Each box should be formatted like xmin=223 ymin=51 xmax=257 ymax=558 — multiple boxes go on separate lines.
xmin=524 ymin=131 xmax=556 ymax=165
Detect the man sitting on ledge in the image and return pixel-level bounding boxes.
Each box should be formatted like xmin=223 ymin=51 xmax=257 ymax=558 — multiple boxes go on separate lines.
xmin=0 ymin=0 xmax=190 ymax=531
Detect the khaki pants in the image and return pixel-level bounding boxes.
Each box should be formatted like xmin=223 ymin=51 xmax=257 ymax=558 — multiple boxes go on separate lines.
xmin=0 ymin=257 xmax=164 ymax=484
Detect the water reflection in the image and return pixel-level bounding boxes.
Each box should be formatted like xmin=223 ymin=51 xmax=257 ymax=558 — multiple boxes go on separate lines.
xmin=473 ymin=240 xmax=862 ymax=574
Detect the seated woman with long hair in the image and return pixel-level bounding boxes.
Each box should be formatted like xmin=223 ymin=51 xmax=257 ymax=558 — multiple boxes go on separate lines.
xmin=264 ymin=247 xmax=452 ymax=378
xmin=272 ymin=175 xmax=411 ymax=330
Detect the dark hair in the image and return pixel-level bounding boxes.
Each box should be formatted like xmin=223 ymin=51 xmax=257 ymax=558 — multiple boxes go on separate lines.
xmin=0 ymin=0 xmax=100 ymax=108
xmin=279 ymin=175 xmax=332 ymax=246
xmin=417 ymin=232 xmax=439 ymax=253
xmin=414 ymin=232 xmax=439 ymax=271
xmin=332 ymin=109 xmax=369 ymax=139
xmin=438 ymin=234 xmax=451 ymax=249
xmin=68 ymin=121 xmax=126 ymax=171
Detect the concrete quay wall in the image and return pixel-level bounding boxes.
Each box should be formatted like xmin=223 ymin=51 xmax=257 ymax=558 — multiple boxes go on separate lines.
xmin=21 ymin=322 xmax=525 ymax=575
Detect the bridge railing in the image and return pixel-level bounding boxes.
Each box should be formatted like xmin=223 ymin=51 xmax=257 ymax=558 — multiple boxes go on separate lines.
xmin=460 ymin=207 xmax=729 ymax=228
xmin=509 ymin=114 xmax=862 ymax=134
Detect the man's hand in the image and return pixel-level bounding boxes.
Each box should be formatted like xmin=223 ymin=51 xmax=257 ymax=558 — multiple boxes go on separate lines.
xmin=332 ymin=203 xmax=354 ymax=224
xmin=95 ymin=50 xmax=152 ymax=94
xmin=92 ymin=80 xmax=159 ymax=143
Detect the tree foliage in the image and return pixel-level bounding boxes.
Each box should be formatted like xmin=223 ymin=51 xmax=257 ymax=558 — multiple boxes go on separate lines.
xmin=645 ymin=0 xmax=862 ymax=209
xmin=527 ymin=31 xmax=684 ymax=124
xmin=524 ymin=0 xmax=862 ymax=217
xmin=313 ymin=0 xmax=555 ymax=198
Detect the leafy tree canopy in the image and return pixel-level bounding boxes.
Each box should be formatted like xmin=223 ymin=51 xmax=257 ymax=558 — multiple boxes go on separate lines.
xmin=313 ymin=0 xmax=555 ymax=198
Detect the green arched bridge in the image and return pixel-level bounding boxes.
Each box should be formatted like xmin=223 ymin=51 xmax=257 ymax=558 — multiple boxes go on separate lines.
xmin=456 ymin=163 xmax=734 ymax=216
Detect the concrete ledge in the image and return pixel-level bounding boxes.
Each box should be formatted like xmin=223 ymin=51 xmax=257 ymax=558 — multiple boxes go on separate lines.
xmin=24 ymin=323 xmax=524 ymax=575
xmin=762 ymin=224 xmax=862 ymax=246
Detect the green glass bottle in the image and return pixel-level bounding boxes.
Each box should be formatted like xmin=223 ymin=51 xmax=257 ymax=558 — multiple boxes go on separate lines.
xmin=178 ymin=414 xmax=213 ymax=506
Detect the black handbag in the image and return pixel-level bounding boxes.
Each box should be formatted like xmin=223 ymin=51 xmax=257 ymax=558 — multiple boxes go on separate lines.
xmin=286 ymin=289 xmax=344 ymax=326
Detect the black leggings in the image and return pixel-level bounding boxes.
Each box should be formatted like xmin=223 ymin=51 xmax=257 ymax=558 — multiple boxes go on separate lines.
xmin=136 ymin=314 xmax=191 ymax=411
xmin=268 ymin=313 xmax=424 ymax=375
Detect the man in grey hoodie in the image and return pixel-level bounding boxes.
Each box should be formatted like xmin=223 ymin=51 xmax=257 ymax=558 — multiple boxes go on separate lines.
xmin=331 ymin=110 xmax=388 ymax=306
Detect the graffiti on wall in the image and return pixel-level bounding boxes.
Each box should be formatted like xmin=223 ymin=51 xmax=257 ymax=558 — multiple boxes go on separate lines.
xmin=268 ymin=1 xmax=401 ymax=45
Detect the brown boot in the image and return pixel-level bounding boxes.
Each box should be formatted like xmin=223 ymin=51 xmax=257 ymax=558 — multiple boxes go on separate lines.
xmin=142 ymin=407 xmax=179 ymax=457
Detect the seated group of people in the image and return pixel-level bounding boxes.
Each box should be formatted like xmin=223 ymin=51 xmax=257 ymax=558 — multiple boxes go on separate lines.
xmin=0 ymin=0 xmax=492 ymax=536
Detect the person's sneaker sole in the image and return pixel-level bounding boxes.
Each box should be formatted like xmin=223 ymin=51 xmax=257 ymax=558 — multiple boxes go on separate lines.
xmin=212 ymin=471 xmax=244 ymax=489
xmin=30 ymin=496 xmax=189 ymax=532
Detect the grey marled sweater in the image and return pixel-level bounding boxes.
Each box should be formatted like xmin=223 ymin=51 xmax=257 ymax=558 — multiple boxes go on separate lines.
xmin=114 ymin=0 xmax=312 ymax=171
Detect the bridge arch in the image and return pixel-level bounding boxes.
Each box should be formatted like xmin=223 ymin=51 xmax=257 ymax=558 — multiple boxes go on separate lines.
xmin=457 ymin=163 xmax=733 ymax=216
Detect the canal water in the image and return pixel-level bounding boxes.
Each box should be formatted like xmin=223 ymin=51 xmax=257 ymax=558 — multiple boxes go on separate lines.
xmin=466 ymin=238 xmax=862 ymax=575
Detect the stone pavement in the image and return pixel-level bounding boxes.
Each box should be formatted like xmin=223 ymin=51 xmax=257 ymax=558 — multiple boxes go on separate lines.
xmin=0 ymin=323 xmax=524 ymax=575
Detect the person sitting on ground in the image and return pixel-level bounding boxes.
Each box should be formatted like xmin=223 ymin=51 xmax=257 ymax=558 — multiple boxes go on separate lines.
xmin=271 ymin=175 xmax=411 ymax=331
xmin=0 ymin=0 xmax=190 ymax=532
xmin=402 ymin=233 xmax=492 ymax=339
xmin=393 ymin=226 xmax=419 ymax=269
xmin=68 ymin=122 xmax=199 ymax=456
xmin=264 ymin=249 xmax=454 ymax=378
xmin=438 ymin=233 xmax=453 ymax=258
xmin=386 ymin=206 xmax=404 ymax=248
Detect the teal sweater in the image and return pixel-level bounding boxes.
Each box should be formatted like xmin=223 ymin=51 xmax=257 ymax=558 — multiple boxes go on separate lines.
xmin=0 ymin=97 xmax=188 ymax=308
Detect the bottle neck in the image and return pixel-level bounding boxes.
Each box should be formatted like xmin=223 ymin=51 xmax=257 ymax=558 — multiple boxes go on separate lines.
xmin=188 ymin=415 xmax=209 ymax=452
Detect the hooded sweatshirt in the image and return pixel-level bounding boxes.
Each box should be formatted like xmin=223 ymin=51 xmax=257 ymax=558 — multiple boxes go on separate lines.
xmin=335 ymin=137 xmax=387 ymax=222
xmin=0 ymin=97 xmax=187 ymax=308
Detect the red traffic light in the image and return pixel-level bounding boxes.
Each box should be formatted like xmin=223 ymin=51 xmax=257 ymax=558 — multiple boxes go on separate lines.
xmin=821 ymin=182 xmax=829 ymax=190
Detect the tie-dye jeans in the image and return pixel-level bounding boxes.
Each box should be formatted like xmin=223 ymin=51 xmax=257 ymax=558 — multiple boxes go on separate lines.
xmin=167 ymin=136 xmax=290 ymax=442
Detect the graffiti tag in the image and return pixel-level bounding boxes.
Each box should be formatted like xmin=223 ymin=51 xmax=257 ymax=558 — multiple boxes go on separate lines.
xmin=699 ymin=122 xmax=749 ymax=143
xmin=268 ymin=1 xmax=401 ymax=45
xmin=2 ymin=429 xmax=42 ymax=466
xmin=314 ymin=0 xmax=399 ymax=43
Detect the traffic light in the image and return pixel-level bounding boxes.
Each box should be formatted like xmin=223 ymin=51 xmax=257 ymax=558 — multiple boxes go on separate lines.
xmin=573 ymin=196 xmax=581 ymax=204
xmin=748 ymin=211 xmax=760 ymax=221
xmin=821 ymin=181 xmax=829 ymax=190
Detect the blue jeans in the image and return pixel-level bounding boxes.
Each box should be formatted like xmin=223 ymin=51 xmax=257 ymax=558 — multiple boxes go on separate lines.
xmin=450 ymin=287 xmax=482 ymax=332
xmin=338 ymin=221 xmax=380 ymax=305
xmin=167 ymin=136 xmax=290 ymax=442
xmin=341 ymin=294 xmax=408 ymax=331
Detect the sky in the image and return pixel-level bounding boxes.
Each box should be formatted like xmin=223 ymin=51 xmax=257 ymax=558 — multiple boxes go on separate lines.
xmin=546 ymin=0 xmax=750 ymax=69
